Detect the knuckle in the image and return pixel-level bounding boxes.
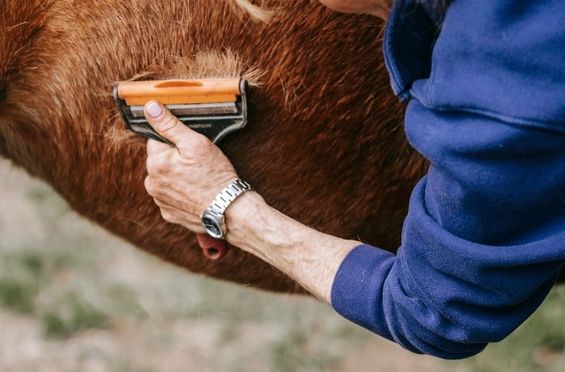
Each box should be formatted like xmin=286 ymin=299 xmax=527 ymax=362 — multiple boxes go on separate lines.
xmin=190 ymin=134 xmax=213 ymax=152
xmin=146 ymin=157 xmax=157 ymax=174
xmin=146 ymin=156 xmax=166 ymax=175
xmin=144 ymin=177 xmax=156 ymax=195
xmin=160 ymin=209 xmax=172 ymax=222
xmin=159 ymin=115 xmax=180 ymax=134
xmin=161 ymin=209 xmax=178 ymax=224
xmin=151 ymin=197 xmax=162 ymax=207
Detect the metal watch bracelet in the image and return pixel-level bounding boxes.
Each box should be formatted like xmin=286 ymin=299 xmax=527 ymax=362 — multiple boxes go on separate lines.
xmin=200 ymin=179 xmax=252 ymax=239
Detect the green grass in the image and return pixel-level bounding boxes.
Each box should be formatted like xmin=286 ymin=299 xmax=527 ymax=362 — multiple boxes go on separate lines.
xmin=0 ymin=248 xmax=61 ymax=315
xmin=0 ymin=276 xmax=38 ymax=314
xmin=0 ymin=246 xmax=112 ymax=339
xmin=1 ymin=167 xmax=565 ymax=371
xmin=465 ymin=287 xmax=565 ymax=372
xmin=0 ymin=183 xmax=129 ymax=339
xmin=40 ymin=294 xmax=110 ymax=339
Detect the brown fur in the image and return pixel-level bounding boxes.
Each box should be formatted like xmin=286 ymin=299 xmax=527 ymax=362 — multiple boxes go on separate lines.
xmin=0 ymin=0 xmax=428 ymax=293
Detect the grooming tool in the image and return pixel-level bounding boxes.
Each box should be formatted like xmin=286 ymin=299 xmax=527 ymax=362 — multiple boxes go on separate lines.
xmin=113 ymin=78 xmax=248 ymax=143
xmin=113 ymin=78 xmax=247 ymax=261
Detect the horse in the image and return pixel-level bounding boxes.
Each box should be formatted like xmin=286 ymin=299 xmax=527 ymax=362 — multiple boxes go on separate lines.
xmin=0 ymin=0 xmax=428 ymax=293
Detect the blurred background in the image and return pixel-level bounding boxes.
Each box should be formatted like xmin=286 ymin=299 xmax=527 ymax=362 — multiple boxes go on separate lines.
xmin=1 ymin=158 xmax=565 ymax=372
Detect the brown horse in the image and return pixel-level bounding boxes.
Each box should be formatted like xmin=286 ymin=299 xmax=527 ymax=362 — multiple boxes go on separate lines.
xmin=0 ymin=0 xmax=428 ymax=293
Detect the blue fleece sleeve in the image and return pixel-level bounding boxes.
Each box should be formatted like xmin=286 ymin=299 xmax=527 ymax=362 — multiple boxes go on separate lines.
xmin=331 ymin=0 xmax=565 ymax=359
xmin=332 ymin=106 xmax=565 ymax=359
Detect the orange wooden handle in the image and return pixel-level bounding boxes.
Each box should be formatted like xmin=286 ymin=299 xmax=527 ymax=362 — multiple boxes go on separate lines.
xmin=117 ymin=78 xmax=241 ymax=105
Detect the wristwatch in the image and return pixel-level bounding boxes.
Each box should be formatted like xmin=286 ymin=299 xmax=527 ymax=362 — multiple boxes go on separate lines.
xmin=201 ymin=179 xmax=252 ymax=239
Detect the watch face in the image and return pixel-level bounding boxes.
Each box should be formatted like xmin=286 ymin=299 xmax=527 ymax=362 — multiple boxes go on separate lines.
xmin=202 ymin=215 xmax=223 ymax=239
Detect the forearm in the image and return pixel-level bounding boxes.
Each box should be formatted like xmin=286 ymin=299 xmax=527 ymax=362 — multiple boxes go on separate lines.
xmin=225 ymin=191 xmax=360 ymax=302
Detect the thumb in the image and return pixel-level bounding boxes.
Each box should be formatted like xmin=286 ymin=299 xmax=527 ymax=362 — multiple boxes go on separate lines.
xmin=144 ymin=100 xmax=193 ymax=146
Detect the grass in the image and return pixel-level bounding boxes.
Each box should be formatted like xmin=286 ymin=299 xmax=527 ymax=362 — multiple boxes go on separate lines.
xmin=1 ymin=164 xmax=565 ymax=371
xmin=0 ymin=276 xmax=38 ymax=314
xmin=40 ymin=293 xmax=110 ymax=339
xmin=466 ymin=288 xmax=565 ymax=372
xmin=0 ymin=246 xmax=113 ymax=339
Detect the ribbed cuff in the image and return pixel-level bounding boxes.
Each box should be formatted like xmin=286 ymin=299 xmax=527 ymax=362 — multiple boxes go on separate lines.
xmin=330 ymin=244 xmax=396 ymax=341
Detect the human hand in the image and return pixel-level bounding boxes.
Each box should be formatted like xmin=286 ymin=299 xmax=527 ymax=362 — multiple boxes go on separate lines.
xmin=143 ymin=101 xmax=239 ymax=233
xmin=140 ymin=106 xmax=358 ymax=302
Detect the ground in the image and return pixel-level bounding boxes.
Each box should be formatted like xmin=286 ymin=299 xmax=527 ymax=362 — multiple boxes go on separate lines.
xmin=1 ymin=158 xmax=564 ymax=372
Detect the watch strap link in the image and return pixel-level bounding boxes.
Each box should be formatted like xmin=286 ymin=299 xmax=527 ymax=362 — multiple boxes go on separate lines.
xmin=205 ymin=179 xmax=252 ymax=219
xmin=201 ymin=179 xmax=252 ymax=239
xmin=206 ymin=179 xmax=251 ymax=222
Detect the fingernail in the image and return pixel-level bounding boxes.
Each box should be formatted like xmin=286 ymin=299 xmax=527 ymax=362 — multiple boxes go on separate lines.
xmin=146 ymin=102 xmax=163 ymax=118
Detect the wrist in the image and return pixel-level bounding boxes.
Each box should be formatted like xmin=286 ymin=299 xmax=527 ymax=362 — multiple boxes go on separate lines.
xmin=224 ymin=191 xmax=269 ymax=248
xmin=201 ymin=178 xmax=251 ymax=239
xmin=224 ymin=190 xmax=361 ymax=301
xmin=224 ymin=190 xmax=310 ymax=258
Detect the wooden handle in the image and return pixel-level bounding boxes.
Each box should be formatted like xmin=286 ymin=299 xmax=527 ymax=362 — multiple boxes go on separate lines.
xmin=117 ymin=78 xmax=241 ymax=105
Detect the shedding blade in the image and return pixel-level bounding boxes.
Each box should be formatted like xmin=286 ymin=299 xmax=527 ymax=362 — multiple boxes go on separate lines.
xmin=113 ymin=78 xmax=249 ymax=144
xmin=117 ymin=78 xmax=241 ymax=105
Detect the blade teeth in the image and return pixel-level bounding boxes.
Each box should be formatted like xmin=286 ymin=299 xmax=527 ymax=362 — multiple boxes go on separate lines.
xmin=129 ymin=102 xmax=238 ymax=118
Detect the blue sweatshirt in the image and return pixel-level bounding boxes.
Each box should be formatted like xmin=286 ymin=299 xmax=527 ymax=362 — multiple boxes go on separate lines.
xmin=330 ymin=0 xmax=565 ymax=359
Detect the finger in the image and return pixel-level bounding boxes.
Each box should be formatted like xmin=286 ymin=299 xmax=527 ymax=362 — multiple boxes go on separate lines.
xmin=159 ymin=206 xmax=204 ymax=232
xmin=152 ymin=196 xmax=175 ymax=209
xmin=147 ymin=138 xmax=173 ymax=156
xmin=144 ymin=101 xmax=195 ymax=146
xmin=153 ymin=196 xmax=203 ymax=219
